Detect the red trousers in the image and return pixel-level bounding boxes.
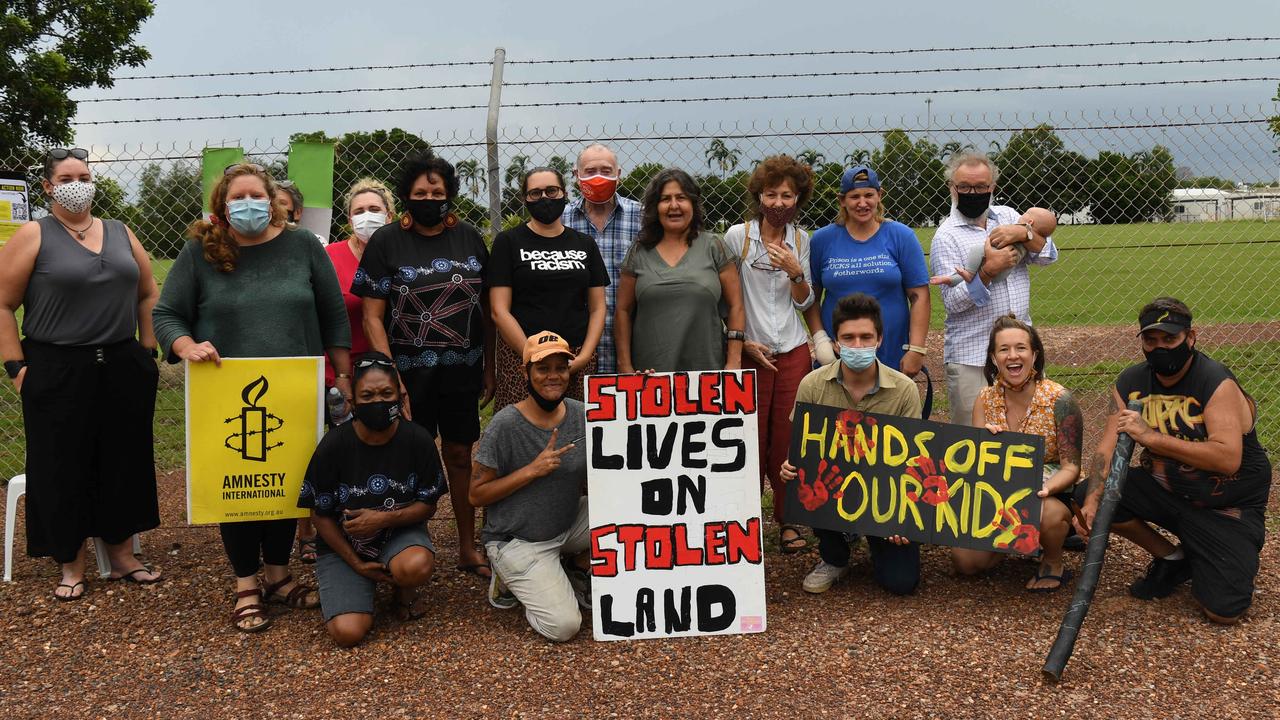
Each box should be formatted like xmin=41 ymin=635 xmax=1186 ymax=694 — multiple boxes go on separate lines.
xmin=744 ymin=344 xmax=811 ymax=524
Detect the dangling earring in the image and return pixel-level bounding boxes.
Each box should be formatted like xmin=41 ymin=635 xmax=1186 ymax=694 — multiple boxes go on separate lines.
xmin=399 ymin=213 xmax=413 ymax=230
xmin=444 ymin=212 xmax=458 ymax=228
xmin=208 ymin=215 xmax=220 ymax=226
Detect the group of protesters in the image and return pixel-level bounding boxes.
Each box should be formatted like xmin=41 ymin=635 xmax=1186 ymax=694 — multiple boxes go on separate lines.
xmin=0 ymin=141 xmax=1269 ymax=646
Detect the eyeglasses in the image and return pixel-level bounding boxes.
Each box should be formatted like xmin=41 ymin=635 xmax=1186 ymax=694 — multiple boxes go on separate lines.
xmin=354 ymin=357 xmax=396 ymax=370
xmin=749 ymin=250 xmax=783 ymax=273
xmin=525 ymin=186 xmax=565 ymax=202
xmin=48 ymin=148 xmax=89 ymax=161
xmin=224 ymin=162 xmax=266 ymax=175
xmin=951 ymin=183 xmax=993 ymax=194
xmin=277 ymin=179 xmax=296 ymax=189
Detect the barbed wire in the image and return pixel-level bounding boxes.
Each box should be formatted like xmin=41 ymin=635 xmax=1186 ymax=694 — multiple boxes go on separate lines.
xmin=109 ymin=36 xmax=1280 ymax=80
xmin=78 ymin=56 xmax=1280 ymax=104
xmin=73 ymin=77 xmax=1280 ymax=126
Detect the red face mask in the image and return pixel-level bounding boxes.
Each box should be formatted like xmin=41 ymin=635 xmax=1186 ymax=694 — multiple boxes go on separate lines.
xmin=579 ymin=174 xmax=618 ymax=204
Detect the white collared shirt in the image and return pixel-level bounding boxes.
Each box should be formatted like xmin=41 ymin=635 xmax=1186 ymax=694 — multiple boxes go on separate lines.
xmin=725 ymin=220 xmax=815 ymax=355
xmin=929 ymin=205 xmax=1058 ymax=366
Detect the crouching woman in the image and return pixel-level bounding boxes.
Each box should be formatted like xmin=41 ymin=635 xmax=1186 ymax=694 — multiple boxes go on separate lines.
xmin=469 ymin=331 xmax=591 ymax=642
xmin=298 ymin=351 xmax=447 ymax=646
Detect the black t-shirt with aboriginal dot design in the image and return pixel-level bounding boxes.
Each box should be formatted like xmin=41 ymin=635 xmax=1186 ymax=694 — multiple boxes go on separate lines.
xmin=298 ymin=420 xmax=446 ymax=557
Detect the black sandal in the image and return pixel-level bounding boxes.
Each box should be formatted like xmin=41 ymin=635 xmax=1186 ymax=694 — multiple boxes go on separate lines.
xmin=108 ymin=567 xmax=163 ymax=584
xmin=53 ymin=580 xmax=87 ymax=602
xmin=779 ymin=525 xmax=809 ymax=554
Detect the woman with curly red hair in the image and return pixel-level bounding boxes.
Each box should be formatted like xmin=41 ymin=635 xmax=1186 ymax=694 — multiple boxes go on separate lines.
xmin=153 ymin=162 xmax=352 ymax=632
xmin=723 ymin=155 xmax=819 ymax=553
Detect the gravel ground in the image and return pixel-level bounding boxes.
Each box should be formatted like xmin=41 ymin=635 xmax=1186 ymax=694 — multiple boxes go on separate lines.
xmin=0 ymin=469 xmax=1276 ymax=719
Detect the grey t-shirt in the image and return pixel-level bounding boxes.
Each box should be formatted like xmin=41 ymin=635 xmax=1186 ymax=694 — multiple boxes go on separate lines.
xmin=475 ymin=398 xmax=586 ymax=543
xmin=621 ymin=231 xmax=731 ymax=372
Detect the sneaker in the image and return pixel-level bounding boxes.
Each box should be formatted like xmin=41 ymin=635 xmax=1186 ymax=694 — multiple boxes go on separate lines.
xmin=802 ymin=561 xmax=850 ymax=594
xmin=563 ymin=560 xmax=592 ymax=611
xmin=488 ymin=571 xmax=519 ymax=610
xmin=1128 ymin=555 xmax=1192 ymax=600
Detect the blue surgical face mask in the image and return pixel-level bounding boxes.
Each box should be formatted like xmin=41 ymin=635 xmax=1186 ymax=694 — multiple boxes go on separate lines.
xmin=226 ymin=198 xmax=272 ymax=236
xmin=839 ymin=344 xmax=878 ymax=371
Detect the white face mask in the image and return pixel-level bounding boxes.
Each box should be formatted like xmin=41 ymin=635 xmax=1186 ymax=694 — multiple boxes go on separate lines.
xmin=51 ymin=181 xmax=95 ymax=214
xmin=351 ymin=211 xmax=387 ymax=241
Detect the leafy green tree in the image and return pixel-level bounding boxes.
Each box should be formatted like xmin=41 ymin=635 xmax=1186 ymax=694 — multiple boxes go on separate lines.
xmin=796 ymin=149 xmax=825 ymax=168
xmin=698 ymin=171 xmax=750 ymax=231
xmin=704 ymin=139 xmax=741 ymax=177
xmin=992 ymin=125 xmax=1088 ymax=217
xmin=1 ymin=1 xmax=153 ymax=149
xmin=1085 ymin=146 xmax=1176 ymax=224
xmin=799 ymin=162 xmax=845 ymax=231
xmin=843 ymin=149 xmax=871 ymax=167
xmin=870 ymin=129 xmax=949 ymax=227
xmin=618 ymin=162 xmax=664 ymax=201
xmin=133 ymin=161 xmax=202 ymax=259
xmin=504 ymin=154 xmax=530 ymax=189
xmin=455 ymin=159 xmax=485 ymax=199
xmin=547 ymin=155 xmax=573 ymax=179
xmin=1180 ymin=176 xmax=1237 ymax=190
xmin=90 ymin=176 xmax=136 ymax=229
xmin=1268 ymin=82 xmax=1280 ymax=155
xmin=938 ymin=141 xmax=965 ymax=163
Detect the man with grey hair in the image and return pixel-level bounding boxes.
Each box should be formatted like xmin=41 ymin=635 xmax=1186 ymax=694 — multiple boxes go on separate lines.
xmin=930 ymin=151 xmax=1058 ymax=426
xmin=561 ymin=143 xmax=642 ymax=374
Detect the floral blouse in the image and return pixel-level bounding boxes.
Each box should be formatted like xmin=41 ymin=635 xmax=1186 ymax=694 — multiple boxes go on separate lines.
xmin=978 ymin=378 xmax=1069 ymax=464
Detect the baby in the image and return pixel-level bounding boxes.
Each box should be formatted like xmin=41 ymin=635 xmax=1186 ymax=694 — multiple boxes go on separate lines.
xmin=931 ymin=209 xmax=1057 ymax=287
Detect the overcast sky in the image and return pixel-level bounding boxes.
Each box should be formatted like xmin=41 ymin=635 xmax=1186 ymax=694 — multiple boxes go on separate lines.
xmin=69 ymin=1 xmax=1280 ymax=181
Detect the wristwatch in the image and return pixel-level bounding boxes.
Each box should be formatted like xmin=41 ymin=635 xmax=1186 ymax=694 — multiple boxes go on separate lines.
xmin=4 ymin=360 xmax=27 ymax=379
xmin=725 ymin=330 xmax=746 ymax=342
xmin=789 ymin=273 xmax=805 ymax=285
xmin=901 ymin=344 xmax=928 ymax=356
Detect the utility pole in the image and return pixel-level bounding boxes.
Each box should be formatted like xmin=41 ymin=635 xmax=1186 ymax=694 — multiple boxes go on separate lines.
xmin=485 ymin=47 xmax=506 ymax=238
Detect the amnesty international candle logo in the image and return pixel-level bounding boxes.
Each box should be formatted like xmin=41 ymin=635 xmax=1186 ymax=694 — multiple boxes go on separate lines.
xmin=186 ymin=357 xmax=323 ymax=524
xmin=224 ymin=375 xmax=285 ymax=461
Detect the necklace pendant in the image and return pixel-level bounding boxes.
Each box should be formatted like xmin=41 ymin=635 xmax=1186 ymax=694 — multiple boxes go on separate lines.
xmin=77 ymin=231 xmax=85 ymax=240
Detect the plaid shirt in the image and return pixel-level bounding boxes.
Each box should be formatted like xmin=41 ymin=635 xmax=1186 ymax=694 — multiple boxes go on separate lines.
xmin=562 ymin=195 xmax=643 ymax=374
xmin=930 ymin=205 xmax=1058 ymax=366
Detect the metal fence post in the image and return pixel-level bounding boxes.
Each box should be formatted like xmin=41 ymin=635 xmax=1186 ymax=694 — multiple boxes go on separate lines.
xmin=485 ymin=47 xmax=506 ymax=237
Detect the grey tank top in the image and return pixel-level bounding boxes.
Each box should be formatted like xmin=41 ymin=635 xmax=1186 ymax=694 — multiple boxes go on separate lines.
xmin=22 ymin=215 xmax=139 ymax=345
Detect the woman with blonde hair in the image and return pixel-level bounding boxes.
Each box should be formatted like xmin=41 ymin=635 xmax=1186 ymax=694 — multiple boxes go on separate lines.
xmin=153 ymin=162 xmax=352 ymax=632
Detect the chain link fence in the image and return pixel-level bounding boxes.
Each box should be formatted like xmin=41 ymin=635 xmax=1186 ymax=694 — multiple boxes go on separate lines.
xmin=1 ymin=106 xmax=1277 ymax=479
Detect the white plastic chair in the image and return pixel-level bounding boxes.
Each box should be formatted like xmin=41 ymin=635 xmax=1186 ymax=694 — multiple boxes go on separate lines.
xmin=5 ymin=474 xmax=140 ymax=582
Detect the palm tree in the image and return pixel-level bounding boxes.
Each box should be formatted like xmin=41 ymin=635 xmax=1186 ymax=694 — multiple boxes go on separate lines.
xmin=547 ymin=155 xmax=573 ymax=178
xmin=704 ymin=138 xmax=741 ymax=177
xmin=503 ymin=154 xmax=530 ymax=189
xmin=938 ymin=141 xmax=965 ymax=162
xmin=843 ymin=149 xmax=871 ymax=167
xmin=456 ymin=159 xmax=486 ymax=198
xmin=987 ymin=140 xmax=1003 ymax=159
xmin=796 ymin=149 xmax=825 ymax=168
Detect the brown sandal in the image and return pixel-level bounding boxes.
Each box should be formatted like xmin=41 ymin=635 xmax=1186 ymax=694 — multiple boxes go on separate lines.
xmin=263 ymin=573 xmax=319 ymax=609
xmin=232 ymin=587 xmax=271 ymax=633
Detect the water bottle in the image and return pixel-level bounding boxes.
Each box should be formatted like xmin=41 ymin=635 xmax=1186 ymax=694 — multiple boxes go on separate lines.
xmin=327 ymin=387 xmax=352 ymax=425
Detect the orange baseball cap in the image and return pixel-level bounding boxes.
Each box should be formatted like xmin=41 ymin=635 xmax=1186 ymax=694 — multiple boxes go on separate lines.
xmin=522 ymin=331 xmax=576 ymax=364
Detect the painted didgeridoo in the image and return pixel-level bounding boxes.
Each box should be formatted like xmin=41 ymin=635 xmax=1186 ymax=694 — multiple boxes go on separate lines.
xmin=1042 ymin=399 xmax=1142 ymax=683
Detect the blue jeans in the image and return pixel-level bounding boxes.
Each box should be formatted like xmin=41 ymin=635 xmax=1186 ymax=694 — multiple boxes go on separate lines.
xmin=815 ymin=529 xmax=920 ymax=596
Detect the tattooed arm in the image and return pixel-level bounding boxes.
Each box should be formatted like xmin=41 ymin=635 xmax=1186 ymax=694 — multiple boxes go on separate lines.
xmin=1043 ymin=390 xmax=1084 ymax=496
xmin=1075 ymin=386 xmax=1124 ymax=533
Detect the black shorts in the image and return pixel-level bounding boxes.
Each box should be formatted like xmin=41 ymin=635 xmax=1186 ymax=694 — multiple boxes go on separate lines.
xmin=1114 ymin=467 xmax=1265 ymax=618
xmin=401 ymin=368 xmax=481 ymax=445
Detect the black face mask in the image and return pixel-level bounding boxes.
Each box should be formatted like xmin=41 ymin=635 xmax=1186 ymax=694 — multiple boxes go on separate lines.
xmin=526 ymin=378 xmax=564 ymax=412
xmin=353 ymin=400 xmax=400 ymax=431
xmin=1144 ymin=340 xmax=1195 ymax=377
xmin=955 ymin=192 xmax=992 ymax=220
xmin=404 ymin=198 xmax=449 ymax=228
xmin=526 ymin=196 xmax=567 ymax=225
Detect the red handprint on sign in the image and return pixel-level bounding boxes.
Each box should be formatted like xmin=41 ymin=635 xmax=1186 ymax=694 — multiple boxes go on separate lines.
xmin=835 ymin=410 xmax=878 ymax=461
xmin=796 ymin=460 xmax=844 ymax=511
xmin=905 ymin=455 xmax=950 ymax=506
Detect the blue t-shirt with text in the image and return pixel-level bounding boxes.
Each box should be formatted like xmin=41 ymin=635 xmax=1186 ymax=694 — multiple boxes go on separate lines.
xmin=809 ymin=220 xmax=929 ymax=370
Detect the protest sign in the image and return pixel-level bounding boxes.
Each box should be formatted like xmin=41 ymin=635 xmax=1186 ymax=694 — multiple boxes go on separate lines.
xmin=784 ymin=403 xmax=1044 ymax=554
xmin=586 ymin=371 xmax=766 ymax=641
xmin=0 ymin=174 xmax=29 ymax=246
xmin=186 ymin=357 xmax=323 ymax=524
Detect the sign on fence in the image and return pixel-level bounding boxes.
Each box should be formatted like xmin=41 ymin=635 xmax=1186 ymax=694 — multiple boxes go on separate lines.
xmin=186 ymin=357 xmax=323 ymax=524
xmin=586 ymin=371 xmax=766 ymax=641
xmin=784 ymin=403 xmax=1045 ymax=554
xmin=0 ymin=174 xmax=29 ymax=246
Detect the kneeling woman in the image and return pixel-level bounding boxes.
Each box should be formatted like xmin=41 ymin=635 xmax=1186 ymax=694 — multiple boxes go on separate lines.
xmin=951 ymin=315 xmax=1083 ymax=591
xmin=299 ymin=352 xmax=448 ymax=646
xmin=469 ymin=331 xmax=590 ymax=642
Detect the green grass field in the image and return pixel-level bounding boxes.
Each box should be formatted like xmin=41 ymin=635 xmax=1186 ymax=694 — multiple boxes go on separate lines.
xmin=1 ymin=221 xmax=1276 ymax=479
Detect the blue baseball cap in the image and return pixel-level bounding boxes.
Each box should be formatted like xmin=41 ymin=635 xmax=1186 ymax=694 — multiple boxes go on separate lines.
xmin=840 ymin=165 xmax=881 ymax=193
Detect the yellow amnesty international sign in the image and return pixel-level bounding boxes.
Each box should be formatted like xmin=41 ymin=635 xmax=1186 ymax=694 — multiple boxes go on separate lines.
xmin=186 ymin=357 xmax=323 ymax=524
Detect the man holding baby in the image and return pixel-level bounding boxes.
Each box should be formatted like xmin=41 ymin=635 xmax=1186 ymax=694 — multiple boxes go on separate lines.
xmin=929 ymin=151 xmax=1059 ymax=426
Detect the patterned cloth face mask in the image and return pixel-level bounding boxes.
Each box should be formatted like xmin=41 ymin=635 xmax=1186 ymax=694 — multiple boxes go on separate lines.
xmin=51 ymin=181 xmax=95 ymax=214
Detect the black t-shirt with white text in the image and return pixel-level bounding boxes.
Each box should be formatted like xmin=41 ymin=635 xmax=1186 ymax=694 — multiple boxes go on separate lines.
xmin=487 ymin=224 xmax=609 ymax=347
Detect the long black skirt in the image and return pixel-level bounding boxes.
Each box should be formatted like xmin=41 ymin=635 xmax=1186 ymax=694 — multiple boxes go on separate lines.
xmin=21 ymin=338 xmax=160 ymax=563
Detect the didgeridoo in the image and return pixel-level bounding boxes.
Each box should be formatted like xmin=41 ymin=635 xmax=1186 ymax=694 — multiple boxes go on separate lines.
xmin=1041 ymin=399 xmax=1142 ymax=683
